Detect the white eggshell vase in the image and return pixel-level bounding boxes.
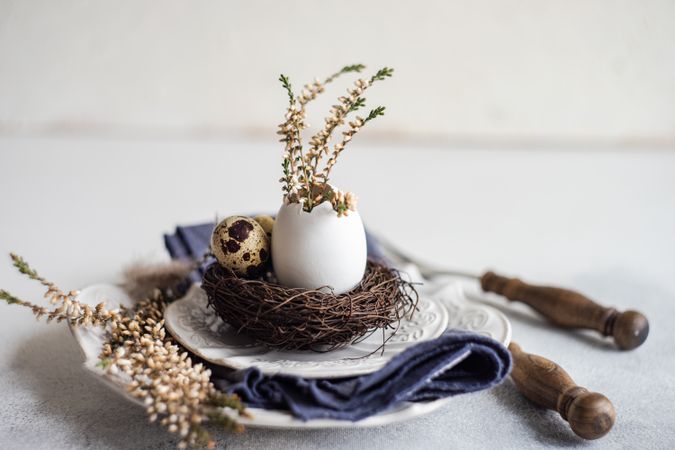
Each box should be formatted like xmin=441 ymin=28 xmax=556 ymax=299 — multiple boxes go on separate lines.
xmin=272 ymin=201 xmax=367 ymax=295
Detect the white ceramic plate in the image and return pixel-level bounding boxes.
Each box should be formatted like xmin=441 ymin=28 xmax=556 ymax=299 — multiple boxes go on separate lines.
xmin=164 ymin=284 xmax=450 ymax=378
xmin=70 ymin=280 xmax=511 ymax=429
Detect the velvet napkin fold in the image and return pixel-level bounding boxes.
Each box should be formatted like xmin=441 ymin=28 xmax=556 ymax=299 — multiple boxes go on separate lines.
xmin=215 ymin=330 xmax=511 ymax=421
xmin=164 ymin=222 xmax=512 ymax=421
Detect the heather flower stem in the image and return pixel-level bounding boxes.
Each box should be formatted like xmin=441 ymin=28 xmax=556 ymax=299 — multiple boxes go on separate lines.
xmin=277 ymin=65 xmax=393 ymax=216
xmin=309 ymin=67 xmax=394 ymax=180
xmin=322 ymin=106 xmax=386 ymax=183
xmin=1 ymin=254 xmax=247 ymax=449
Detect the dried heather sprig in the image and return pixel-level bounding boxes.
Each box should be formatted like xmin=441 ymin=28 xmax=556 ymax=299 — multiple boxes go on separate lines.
xmin=2 ymin=253 xmax=121 ymax=326
xmin=277 ymin=74 xmax=305 ymax=199
xmin=309 ymin=67 xmax=393 ymax=183
xmin=102 ymin=301 xmax=249 ymax=449
xmin=321 ymin=106 xmax=386 ymax=182
xmin=278 ymin=65 xmax=393 ymax=216
xmin=298 ymin=64 xmax=365 ymax=112
xmin=330 ymin=190 xmax=359 ymax=217
xmin=1 ymin=254 xmax=248 ymax=449
xmin=304 ymin=79 xmax=364 ymax=178
xmin=286 ymin=64 xmax=366 ymax=211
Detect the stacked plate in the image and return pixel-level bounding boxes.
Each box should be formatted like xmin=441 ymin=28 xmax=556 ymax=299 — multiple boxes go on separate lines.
xmin=71 ymin=274 xmax=510 ymax=429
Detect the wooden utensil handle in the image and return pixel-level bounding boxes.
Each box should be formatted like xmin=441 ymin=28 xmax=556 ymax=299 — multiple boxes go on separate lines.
xmin=481 ymin=271 xmax=649 ymax=350
xmin=509 ymin=342 xmax=615 ymax=440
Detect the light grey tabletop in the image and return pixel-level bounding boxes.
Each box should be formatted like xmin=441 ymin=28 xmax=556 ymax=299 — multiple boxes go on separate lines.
xmin=1 ymin=137 xmax=674 ymax=449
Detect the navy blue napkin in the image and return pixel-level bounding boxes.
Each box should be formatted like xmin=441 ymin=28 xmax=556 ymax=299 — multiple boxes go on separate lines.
xmin=164 ymin=222 xmax=511 ymax=421
xmin=164 ymin=223 xmax=216 ymax=282
xmin=216 ymin=330 xmax=510 ymax=421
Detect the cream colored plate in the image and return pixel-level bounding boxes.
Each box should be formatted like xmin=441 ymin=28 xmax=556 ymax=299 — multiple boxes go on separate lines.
xmin=70 ymin=279 xmax=511 ymax=429
xmin=164 ymin=284 xmax=450 ymax=378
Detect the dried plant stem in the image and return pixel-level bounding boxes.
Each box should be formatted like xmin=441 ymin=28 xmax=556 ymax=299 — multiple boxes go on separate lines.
xmin=279 ymin=65 xmax=366 ymax=211
xmin=101 ymin=294 xmax=249 ymax=448
xmin=277 ymin=65 xmax=394 ymax=215
xmin=297 ymin=64 xmax=366 ymax=125
xmin=2 ymin=253 xmax=122 ymax=326
xmin=305 ymin=79 xmax=366 ymax=179
xmin=310 ymin=67 xmax=393 ymax=183
xmin=1 ymin=254 xmax=248 ymax=449
xmin=277 ymin=74 xmax=305 ymax=200
xmin=329 ymin=190 xmax=359 ymax=218
xmin=277 ymin=65 xmax=393 ymax=216
xmin=322 ymin=106 xmax=386 ymax=182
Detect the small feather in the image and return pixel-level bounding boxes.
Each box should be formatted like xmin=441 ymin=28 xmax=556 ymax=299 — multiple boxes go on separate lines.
xmin=122 ymin=260 xmax=195 ymax=302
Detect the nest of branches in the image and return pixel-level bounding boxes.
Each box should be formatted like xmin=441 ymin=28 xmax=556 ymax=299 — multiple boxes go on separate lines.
xmin=201 ymin=260 xmax=418 ymax=351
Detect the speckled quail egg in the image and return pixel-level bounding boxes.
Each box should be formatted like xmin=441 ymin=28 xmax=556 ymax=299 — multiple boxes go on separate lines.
xmin=254 ymin=215 xmax=275 ymax=239
xmin=211 ymin=216 xmax=270 ymax=277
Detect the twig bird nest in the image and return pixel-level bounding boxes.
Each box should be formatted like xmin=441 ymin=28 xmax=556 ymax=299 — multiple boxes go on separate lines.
xmin=201 ymin=260 xmax=418 ymax=351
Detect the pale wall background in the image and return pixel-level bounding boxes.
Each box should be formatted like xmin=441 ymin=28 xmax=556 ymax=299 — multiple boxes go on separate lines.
xmin=1 ymin=0 xmax=674 ymax=148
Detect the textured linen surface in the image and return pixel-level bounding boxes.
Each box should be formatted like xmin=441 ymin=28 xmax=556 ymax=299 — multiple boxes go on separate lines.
xmin=164 ymin=222 xmax=511 ymax=421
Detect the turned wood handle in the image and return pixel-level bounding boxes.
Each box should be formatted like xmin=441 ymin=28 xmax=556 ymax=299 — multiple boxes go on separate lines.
xmin=481 ymin=271 xmax=649 ymax=350
xmin=509 ymin=341 xmax=616 ymax=440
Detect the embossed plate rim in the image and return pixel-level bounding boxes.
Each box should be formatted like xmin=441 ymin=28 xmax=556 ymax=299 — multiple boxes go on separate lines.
xmin=164 ymin=284 xmax=451 ymax=378
xmin=70 ymin=282 xmax=511 ymax=429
